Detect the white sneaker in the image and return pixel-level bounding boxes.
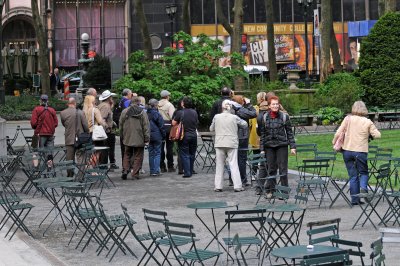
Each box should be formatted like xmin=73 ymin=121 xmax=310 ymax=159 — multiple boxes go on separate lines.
xmin=140 ymin=169 xmax=146 ymax=174
xmin=266 ymin=193 xmax=273 ymax=199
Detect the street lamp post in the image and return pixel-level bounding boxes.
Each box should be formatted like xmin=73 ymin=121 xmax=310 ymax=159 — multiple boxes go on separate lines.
xmin=0 ymin=0 xmax=5 ymax=105
xmin=78 ymin=33 xmax=94 ymax=89
xmin=165 ymin=4 xmax=177 ymax=47
xmin=297 ymin=0 xmax=313 ymax=89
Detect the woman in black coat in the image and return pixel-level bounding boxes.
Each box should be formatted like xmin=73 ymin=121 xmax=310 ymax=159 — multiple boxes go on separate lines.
xmin=147 ymin=99 xmax=166 ymax=176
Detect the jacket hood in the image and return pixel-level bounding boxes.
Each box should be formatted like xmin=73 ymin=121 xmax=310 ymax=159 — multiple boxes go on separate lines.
xmin=259 ymin=101 xmax=269 ymax=111
xmin=127 ymin=105 xmax=144 ymax=117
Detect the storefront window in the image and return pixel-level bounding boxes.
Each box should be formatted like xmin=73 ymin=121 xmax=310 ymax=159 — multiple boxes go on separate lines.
xmin=203 ymin=0 xmax=215 ymax=24
xmin=191 ymin=0 xmax=203 ymax=24
xmin=369 ymin=0 xmax=379 ymax=20
xmin=244 ymin=0 xmax=255 ymax=23
xmin=294 ymin=1 xmax=303 ymax=22
xmin=343 ymin=0 xmax=355 ymax=21
xmin=255 ymin=0 xmax=266 ymax=22
xmin=281 ymin=0 xmax=293 ymax=22
xmin=355 ymin=0 xmax=366 ymax=20
xmin=333 ymin=0 xmax=342 ymax=21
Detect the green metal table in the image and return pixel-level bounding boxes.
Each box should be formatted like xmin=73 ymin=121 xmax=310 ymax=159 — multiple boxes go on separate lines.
xmin=271 ymin=244 xmax=343 ymax=265
xmin=187 ymin=201 xmax=238 ymax=259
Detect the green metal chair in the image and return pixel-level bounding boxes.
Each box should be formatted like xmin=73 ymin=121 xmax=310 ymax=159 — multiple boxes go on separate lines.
xmin=370 ymin=238 xmax=386 ymax=266
xmin=89 ymin=195 xmax=137 ymax=262
xmin=232 ymin=233 xmax=248 ymax=266
xmin=306 ymin=218 xmax=341 ymax=246
xmin=121 ymin=204 xmax=162 ymax=265
xmin=330 ymin=238 xmax=365 ymax=266
xmin=165 ymin=221 xmax=223 ymax=266
xmin=0 ymin=185 xmax=34 ymax=240
xmin=223 ymin=208 xmax=266 ymax=264
xmin=301 ymin=250 xmax=352 ymax=265
xmin=271 ymin=185 xmax=291 ymax=203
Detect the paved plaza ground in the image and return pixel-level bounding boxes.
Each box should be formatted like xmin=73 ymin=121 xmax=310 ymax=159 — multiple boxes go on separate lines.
xmin=1 ymin=119 xmax=398 ymax=265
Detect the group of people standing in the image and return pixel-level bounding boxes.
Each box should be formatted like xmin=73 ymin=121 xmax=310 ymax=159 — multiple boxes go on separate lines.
xmin=31 ymin=86 xmax=381 ymax=204
xmin=31 ymin=87 xmax=199 ymax=181
xmin=210 ymin=88 xmax=296 ymax=195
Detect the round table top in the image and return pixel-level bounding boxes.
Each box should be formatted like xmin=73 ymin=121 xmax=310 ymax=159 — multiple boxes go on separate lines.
xmin=255 ymin=203 xmax=305 ymax=212
xmin=187 ymin=201 xmax=238 ymax=209
xmin=271 ymin=245 xmax=343 ymax=260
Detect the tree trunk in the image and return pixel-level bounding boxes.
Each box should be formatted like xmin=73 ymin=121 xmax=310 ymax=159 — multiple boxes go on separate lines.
xmin=330 ymin=21 xmax=341 ymax=72
xmin=216 ymin=0 xmax=244 ymax=91
xmin=134 ymin=0 xmax=153 ymax=61
xmin=320 ymin=0 xmax=331 ymax=82
xmin=265 ymin=0 xmax=277 ymax=81
xmin=181 ymin=0 xmax=191 ymax=35
xmin=31 ymin=0 xmax=50 ymax=95
xmin=216 ymin=0 xmax=233 ymax=36
xmin=379 ymin=0 xmax=396 ymax=17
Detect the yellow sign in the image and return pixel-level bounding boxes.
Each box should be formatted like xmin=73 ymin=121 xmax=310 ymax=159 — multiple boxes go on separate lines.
xmin=191 ymin=22 xmax=347 ymax=36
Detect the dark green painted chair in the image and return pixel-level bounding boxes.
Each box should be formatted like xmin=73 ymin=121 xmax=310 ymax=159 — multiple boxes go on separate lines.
xmin=301 ymin=250 xmax=352 ymax=265
xmin=232 ymin=233 xmax=248 ymax=266
xmin=370 ymin=238 xmax=386 ymax=266
xmin=331 ymin=238 xmax=365 ymax=266
xmin=306 ymin=218 xmax=341 ymax=246
xmin=165 ymin=221 xmax=223 ymax=266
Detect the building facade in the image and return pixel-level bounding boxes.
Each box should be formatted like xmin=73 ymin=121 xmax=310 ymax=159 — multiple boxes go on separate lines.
xmin=2 ymin=0 xmax=400 ymax=75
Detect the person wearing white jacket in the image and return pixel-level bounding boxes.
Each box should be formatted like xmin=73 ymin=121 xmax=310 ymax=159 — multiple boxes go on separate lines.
xmin=210 ymin=100 xmax=248 ymax=192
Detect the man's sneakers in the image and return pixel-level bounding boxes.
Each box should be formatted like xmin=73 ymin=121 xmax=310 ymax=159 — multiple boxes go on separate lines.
xmin=234 ymin=187 xmax=245 ymax=192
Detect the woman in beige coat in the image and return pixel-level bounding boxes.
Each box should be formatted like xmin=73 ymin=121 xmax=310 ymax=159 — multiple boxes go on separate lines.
xmin=332 ymin=101 xmax=381 ymax=205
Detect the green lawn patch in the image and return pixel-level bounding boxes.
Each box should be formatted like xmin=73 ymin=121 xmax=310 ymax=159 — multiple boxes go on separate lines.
xmin=289 ymin=130 xmax=400 ymax=184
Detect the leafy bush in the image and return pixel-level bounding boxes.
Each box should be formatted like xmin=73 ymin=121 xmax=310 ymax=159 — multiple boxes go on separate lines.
xmin=83 ymin=54 xmax=111 ymax=89
xmin=315 ymin=107 xmax=343 ymax=125
xmin=114 ymin=32 xmax=247 ymax=126
xmin=359 ymin=12 xmax=400 ymax=107
xmin=314 ymin=72 xmax=364 ymax=113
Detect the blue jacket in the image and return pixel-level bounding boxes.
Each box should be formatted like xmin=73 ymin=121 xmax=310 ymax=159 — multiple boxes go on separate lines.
xmin=147 ymin=108 xmax=166 ymax=142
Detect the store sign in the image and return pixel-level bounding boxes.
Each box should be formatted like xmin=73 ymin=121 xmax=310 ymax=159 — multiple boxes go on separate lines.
xmin=249 ymin=40 xmax=268 ymax=65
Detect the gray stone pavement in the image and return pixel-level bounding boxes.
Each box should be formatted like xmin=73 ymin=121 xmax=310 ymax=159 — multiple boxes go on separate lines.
xmin=1 ymin=120 xmax=398 ymax=265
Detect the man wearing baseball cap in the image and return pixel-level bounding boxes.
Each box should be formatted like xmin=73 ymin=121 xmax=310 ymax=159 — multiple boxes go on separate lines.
xmin=158 ymin=90 xmax=176 ymax=172
xmin=98 ymin=90 xmax=118 ymax=169
xmin=30 ymin=94 xmax=58 ymax=164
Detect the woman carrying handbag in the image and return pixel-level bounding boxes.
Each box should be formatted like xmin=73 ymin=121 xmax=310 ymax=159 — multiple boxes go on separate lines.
xmin=332 ymin=101 xmax=381 ymax=205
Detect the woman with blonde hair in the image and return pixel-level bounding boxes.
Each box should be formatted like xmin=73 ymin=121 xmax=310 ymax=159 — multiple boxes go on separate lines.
xmin=332 ymin=100 xmax=381 ymax=205
xmin=83 ymin=95 xmax=107 ymax=165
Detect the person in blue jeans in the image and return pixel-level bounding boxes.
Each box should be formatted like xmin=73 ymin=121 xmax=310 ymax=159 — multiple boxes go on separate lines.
xmin=172 ymin=96 xmax=198 ymax=178
xmin=147 ymin=99 xmax=166 ymax=176
xmin=333 ymin=101 xmax=381 ymax=205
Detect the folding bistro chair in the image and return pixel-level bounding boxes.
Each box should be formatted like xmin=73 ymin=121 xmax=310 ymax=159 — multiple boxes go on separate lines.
xmin=0 ymin=185 xmax=34 ymax=240
xmin=90 ymin=195 xmax=137 ymax=262
xmin=223 ymin=208 xmax=266 ymax=265
xmin=62 ymin=187 xmax=104 ymax=251
xmin=142 ymin=208 xmax=178 ymax=266
xmin=306 ymin=218 xmax=341 ymax=246
xmin=301 ymin=250 xmax=352 ymax=266
xmin=247 ymin=152 xmax=266 ymax=187
xmin=165 ymin=221 xmax=223 ymax=266
xmin=296 ymin=158 xmax=331 ymax=207
xmin=370 ymin=238 xmax=385 ymax=266
xmin=232 ymin=233 xmax=248 ymax=266
xmin=330 ymin=239 xmax=365 ymax=266
xmin=121 ymin=204 xmax=162 ymax=265
xmin=200 ymin=135 xmax=216 ymax=173
xmin=352 ymin=166 xmax=392 ymax=230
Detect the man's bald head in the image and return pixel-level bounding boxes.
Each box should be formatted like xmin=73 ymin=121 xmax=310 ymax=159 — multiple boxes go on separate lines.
xmin=68 ymin=97 xmax=77 ymax=107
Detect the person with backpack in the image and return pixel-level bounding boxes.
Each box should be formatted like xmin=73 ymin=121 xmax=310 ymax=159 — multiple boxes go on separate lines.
xmin=147 ymin=99 xmax=166 ymax=176
xmin=257 ymin=95 xmax=296 ymax=199
xmin=113 ymin=88 xmax=134 ymax=167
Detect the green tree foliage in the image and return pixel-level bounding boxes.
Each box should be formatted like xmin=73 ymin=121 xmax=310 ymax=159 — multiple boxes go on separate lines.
xmin=359 ymin=12 xmax=400 ymax=107
xmin=83 ymin=54 xmax=111 ymax=88
xmin=114 ymin=32 xmax=247 ymax=119
xmin=314 ymin=73 xmax=364 ymax=113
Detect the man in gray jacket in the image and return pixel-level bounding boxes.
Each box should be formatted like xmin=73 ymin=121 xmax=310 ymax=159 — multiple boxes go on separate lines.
xmin=120 ymin=96 xmax=150 ymax=180
xmin=60 ymin=97 xmax=89 ymax=176
xmin=210 ymin=100 xmax=248 ymax=192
